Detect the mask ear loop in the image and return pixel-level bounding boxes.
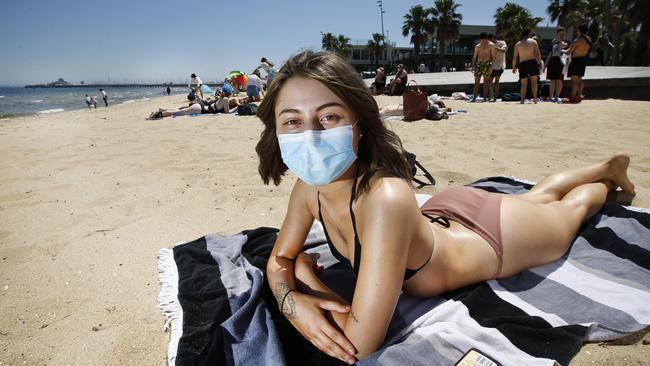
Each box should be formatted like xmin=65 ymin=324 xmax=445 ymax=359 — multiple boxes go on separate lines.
xmin=352 ymin=119 xmax=362 ymax=138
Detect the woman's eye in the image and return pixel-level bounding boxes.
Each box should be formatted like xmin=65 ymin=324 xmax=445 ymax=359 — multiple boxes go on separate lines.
xmin=284 ymin=119 xmax=298 ymax=126
xmin=320 ymin=114 xmax=340 ymax=123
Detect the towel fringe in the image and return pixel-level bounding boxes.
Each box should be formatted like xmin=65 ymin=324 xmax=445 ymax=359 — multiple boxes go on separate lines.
xmin=157 ymin=247 xmax=183 ymax=366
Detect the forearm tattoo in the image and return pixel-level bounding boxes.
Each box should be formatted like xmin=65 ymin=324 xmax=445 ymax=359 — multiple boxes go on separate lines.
xmin=275 ymin=282 xmax=297 ymax=319
xmin=350 ymin=311 xmax=360 ymax=324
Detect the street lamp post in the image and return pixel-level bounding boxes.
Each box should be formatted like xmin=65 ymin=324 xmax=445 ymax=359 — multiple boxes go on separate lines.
xmin=377 ymin=0 xmax=386 ymax=65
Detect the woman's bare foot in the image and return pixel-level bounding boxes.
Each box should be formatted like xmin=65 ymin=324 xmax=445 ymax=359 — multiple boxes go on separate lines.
xmin=605 ymin=153 xmax=636 ymax=194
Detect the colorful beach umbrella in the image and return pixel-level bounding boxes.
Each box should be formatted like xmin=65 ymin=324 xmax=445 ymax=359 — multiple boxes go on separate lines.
xmin=228 ymin=71 xmax=248 ymax=88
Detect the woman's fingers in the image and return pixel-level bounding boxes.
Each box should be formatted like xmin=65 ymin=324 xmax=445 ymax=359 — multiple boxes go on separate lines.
xmin=315 ymin=331 xmax=357 ymax=365
xmin=321 ymin=321 xmax=357 ymax=356
xmin=317 ymin=299 xmax=351 ymax=313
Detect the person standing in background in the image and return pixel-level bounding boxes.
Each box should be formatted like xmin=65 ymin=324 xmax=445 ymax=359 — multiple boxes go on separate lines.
xmin=596 ymin=31 xmax=614 ymax=66
xmin=488 ymin=34 xmax=507 ymax=102
xmin=512 ymin=29 xmax=542 ymax=104
xmin=471 ymin=32 xmax=495 ymax=102
xmin=543 ymin=28 xmax=568 ymax=102
xmin=564 ymin=24 xmax=591 ymax=103
xmin=99 ymin=89 xmax=108 ymax=107
xmin=166 ymin=85 xmax=171 ymax=96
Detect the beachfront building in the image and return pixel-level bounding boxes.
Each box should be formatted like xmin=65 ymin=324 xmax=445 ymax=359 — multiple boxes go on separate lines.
xmin=346 ymin=24 xmax=557 ymax=73
xmin=346 ymin=39 xmax=415 ymax=74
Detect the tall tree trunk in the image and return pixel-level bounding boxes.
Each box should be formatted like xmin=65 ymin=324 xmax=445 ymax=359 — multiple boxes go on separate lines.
xmin=437 ymin=40 xmax=446 ymax=70
xmin=613 ymin=0 xmax=630 ymax=65
xmin=636 ymin=23 xmax=649 ymax=66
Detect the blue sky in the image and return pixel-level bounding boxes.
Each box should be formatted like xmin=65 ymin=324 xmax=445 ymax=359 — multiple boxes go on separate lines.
xmin=0 ymin=0 xmax=550 ymax=85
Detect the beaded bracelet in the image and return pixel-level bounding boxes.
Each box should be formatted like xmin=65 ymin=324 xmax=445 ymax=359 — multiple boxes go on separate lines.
xmin=280 ymin=289 xmax=296 ymax=312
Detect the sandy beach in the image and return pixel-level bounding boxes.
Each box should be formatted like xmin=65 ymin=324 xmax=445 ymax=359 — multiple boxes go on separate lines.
xmin=1 ymin=94 xmax=649 ymax=365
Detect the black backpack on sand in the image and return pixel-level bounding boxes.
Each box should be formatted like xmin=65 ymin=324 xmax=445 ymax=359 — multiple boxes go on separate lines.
xmin=405 ymin=152 xmax=436 ymax=188
xmin=237 ymin=103 xmax=258 ymax=116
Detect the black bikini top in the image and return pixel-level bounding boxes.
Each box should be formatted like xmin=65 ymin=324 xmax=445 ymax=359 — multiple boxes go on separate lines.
xmin=317 ymin=164 xmax=434 ymax=281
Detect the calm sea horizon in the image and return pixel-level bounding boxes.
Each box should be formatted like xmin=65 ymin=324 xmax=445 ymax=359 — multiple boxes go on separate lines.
xmin=0 ymin=86 xmax=192 ymax=119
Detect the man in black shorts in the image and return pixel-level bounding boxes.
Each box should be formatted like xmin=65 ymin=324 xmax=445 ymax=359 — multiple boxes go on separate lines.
xmin=565 ymin=24 xmax=591 ymax=103
xmin=512 ymin=29 xmax=542 ymax=104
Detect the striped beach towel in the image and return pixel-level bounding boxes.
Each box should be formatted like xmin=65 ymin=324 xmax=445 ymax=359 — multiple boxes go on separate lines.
xmin=158 ymin=177 xmax=650 ymax=365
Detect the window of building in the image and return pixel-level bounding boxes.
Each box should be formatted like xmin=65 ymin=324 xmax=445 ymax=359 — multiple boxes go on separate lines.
xmin=353 ymin=49 xmax=361 ymax=60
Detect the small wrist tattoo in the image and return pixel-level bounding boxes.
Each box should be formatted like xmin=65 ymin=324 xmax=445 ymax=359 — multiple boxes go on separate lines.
xmin=350 ymin=311 xmax=360 ymax=324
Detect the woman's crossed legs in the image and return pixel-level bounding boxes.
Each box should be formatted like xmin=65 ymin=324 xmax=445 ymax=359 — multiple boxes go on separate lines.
xmin=498 ymin=153 xmax=634 ymax=277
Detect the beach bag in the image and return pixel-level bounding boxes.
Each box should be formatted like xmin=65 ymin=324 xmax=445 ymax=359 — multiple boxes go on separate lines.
xmin=405 ymin=151 xmax=436 ymax=188
xmin=402 ymin=81 xmax=428 ymax=121
xmin=237 ymin=103 xmax=258 ymax=116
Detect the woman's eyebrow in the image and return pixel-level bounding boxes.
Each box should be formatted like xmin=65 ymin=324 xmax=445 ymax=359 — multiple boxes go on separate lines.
xmin=315 ymin=102 xmax=345 ymax=111
xmin=277 ymin=102 xmax=345 ymax=116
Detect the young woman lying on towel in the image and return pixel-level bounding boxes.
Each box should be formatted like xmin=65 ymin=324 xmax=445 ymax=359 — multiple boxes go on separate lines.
xmin=255 ymin=50 xmax=636 ymax=364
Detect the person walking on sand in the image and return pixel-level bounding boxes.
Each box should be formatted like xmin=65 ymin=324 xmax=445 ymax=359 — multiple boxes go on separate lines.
xmin=512 ymin=29 xmax=542 ymax=104
xmin=99 ymin=88 xmax=108 ymax=107
xmin=189 ymin=73 xmax=204 ymax=100
xmin=543 ymin=28 xmax=568 ymax=102
xmin=470 ymin=32 xmax=495 ymax=102
xmin=487 ymin=34 xmax=507 ymax=102
xmin=564 ymin=24 xmax=591 ymax=103
xmin=166 ymin=85 xmax=171 ymax=96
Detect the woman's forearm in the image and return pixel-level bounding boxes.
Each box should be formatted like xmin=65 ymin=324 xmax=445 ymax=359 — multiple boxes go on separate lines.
xmin=267 ymin=255 xmax=299 ymax=317
xmin=295 ymin=261 xmax=349 ymax=330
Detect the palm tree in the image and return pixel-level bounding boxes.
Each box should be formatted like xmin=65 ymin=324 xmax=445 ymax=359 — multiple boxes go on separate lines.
xmin=547 ymin=0 xmax=607 ymax=37
xmin=402 ymin=5 xmax=434 ymax=68
xmin=321 ymin=33 xmax=351 ymax=59
xmin=431 ymin=0 xmax=463 ymax=70
xmin=321 ymin=32 xmax=338 ymax=52
xmin=547 ymin=0 xmax=583 ymax=28
xmin=494 ymin=3 xmax=543 ymax=62
xmin=628 ymin=0 xmax=650 ymax=65
xmin=337 ymin=35 xmax=352 ymax=59
xmin=367 ymin=33 xmax=386 ymax=68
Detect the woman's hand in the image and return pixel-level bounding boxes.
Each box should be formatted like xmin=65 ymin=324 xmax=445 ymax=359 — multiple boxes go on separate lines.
xmin=283 ymin=289 xmax=357 ymax=364
xmin=296 ymin=252 xmax=324 ymax=274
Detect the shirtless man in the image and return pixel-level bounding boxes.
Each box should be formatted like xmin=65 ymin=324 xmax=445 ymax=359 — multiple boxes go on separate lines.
xmin=564 ymin=24 xmax=591 ymax=103
xmin=470 ymin=32 xmax=495 ymax=102
xmin=512 ymin=29 xmax=542 ymax=103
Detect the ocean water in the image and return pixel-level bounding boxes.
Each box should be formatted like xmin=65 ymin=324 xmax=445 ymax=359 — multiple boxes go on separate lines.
xmin=0 ymin=86 xmax=188 ymax=118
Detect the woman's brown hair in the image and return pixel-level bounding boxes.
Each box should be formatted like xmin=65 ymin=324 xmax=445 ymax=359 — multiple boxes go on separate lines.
xmin=255 ymin=50 xmax=412 ymax=195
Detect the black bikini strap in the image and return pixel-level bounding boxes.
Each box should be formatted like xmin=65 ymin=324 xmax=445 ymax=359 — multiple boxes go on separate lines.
xmin=422 ymin=212 xmax=450 ymax=228
xmin=349 ymin=162 xmax=362 ymax=272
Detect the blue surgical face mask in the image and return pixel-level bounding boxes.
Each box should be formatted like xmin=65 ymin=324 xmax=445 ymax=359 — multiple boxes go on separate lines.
xmin=277 ymin=124 xmax=357 ymax=186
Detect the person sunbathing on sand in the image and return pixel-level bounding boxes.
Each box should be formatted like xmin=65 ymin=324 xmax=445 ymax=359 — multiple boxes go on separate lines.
xmin=255 ymin=50 xmax=636 ymax=364
xmin=147 ymin=86 xmax=239 ymax=119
